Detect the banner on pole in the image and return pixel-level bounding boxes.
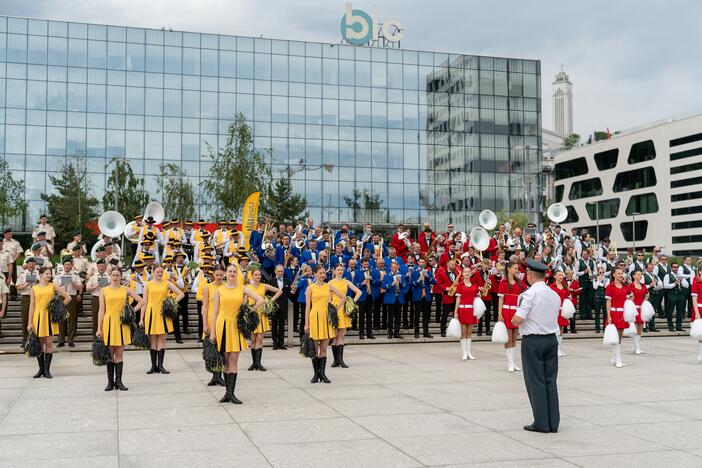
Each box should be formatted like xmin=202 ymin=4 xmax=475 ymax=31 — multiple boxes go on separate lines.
xmin=241 ymin=191 xmax=260 ymax=250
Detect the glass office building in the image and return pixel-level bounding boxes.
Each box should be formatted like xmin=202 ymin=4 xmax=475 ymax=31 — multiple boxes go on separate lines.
xmin=0 ymin=15 xmax=542 ymax=230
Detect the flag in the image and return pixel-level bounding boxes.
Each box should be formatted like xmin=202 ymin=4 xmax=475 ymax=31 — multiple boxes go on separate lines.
xmin=241 ymin=191 xmax=260 ymax=250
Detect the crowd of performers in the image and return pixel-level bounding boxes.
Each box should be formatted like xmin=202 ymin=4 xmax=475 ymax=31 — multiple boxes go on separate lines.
xmin=5 ymin=214 xmax=702 ymax=404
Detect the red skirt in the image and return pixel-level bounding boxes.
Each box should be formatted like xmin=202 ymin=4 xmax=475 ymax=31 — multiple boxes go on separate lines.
xmin=457 ymin=305 xmax=477 ymax=325
xmin=610 ymin=310 xmax=628 ymax=329
xmin=557 ymin=309 xmax=569 ymax=328
xmin=634 ymin=306 xmax=643 ymax=324
xmin=502 ymin=307 xmax=518 ymax=330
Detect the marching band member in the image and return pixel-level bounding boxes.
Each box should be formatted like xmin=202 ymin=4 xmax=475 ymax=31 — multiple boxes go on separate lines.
xmin=55 ymin=257 xmax=83 ymax=348
xmin=642 ymin=263 xmax=661 ymax=332
xmin=66 ymin=232 xmax=87 ymax=257
xmin=477 ymin=257 xmax=495 ymax=336
xmin=32 ymin=214 xmax=56 ymax=243
xmin=269 ymin=264 xmax=290 ymax=350
xmin=301 ymin=238 xmax=319 ymax=266
xmin=564 ymin=269 xmax=580 ymax=334
xmin=86 ymin=259 xmax=110 ymax=335
xmin=247 ymin=267 xmax=281 ymax=372
xmin=575 ymin=249 xmax=595 ymax=322
xmin=356 ymin=257 xmax=376 ymax=340
xmin=663 ymin=260 xmax=685 ymax=332
xmin=435 ymin=258 xmax=458 ymax=337
xmin=195 ymin=265 xmax=213 ymax=340
xmin=606 ymin=267 xmax=629 ymax=367
xmin=550 ymin=271 xmax=570 ymax=357
xmin=390 ymin=224 xmax=412 ymax=260
xmin=295 ymin=264 xmax=314 ymax=334
xmin=174 ymin=252 xmax=191 ymax=335
xmin=402 ymin=257 xmax=416 ymax=330
xmin=305 ymin=264 xmax=345 ymax=384
xmin=274 ymin=234 xmax=291 ymax=267
xmin=3 ymin=228 xmax=22 ymax=298
xmin=418 ymin=223 xmax=436 ymax=256
xmin=140 ymin=264 xmax=184 ymax=375
xmin=129 ymin=260 xmax=149 ymax=296
xmin=202 ymin=265 xmax=226 ymax=386
xmin=210 ymin=264 xmax=265 ymax=404
xmin=429 ymin=256 xmax=442 ymax=324
xmin=593 ymin=266 xmax=609 ymax=333
xmin=330 ymin=243 xmax=349 ymax=270
xmin=285 ymin=257 xmax=301 ymax=332
xmin=678 ymin=256 xmax=694 ymax=320
xmin=411 ymin=257 xmax=435 ymax=339
xmin=25 ymin=243 xmax=52 ymax=269
xmin=96 ymin=268 xmax=144 ymax=391
xmin=16 ymin=257 xmax=38 ymax=347
xmin=382 ymin=261 xmax=406 ymax=339
xmin=330 ymin=264 xmax=361 ymax=368
xmin=26 ymin=266 xmax=71 ymax=379
xmin=690 ymin=265 xmax=702 ymax=363
xmin=497 ymin=261 xmax=527 ymax=372
xmin=372 ymin=258 xmax=387 ymax=331
xmin=162 ymin=255 xmax=184 ymax=344
xmin=454 ymin=265 xmax=481 ymax=360
xmin=628 ymin=270 xmax=648 ymax=355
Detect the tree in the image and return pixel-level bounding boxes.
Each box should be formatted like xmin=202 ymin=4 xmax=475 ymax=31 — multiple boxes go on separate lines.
xmin=594 ymin=131 xmax=609 ymax=142
xmin=0 ymin=159 xmax=27 ymax=228
xmin=103 ymin=159 xmax=150 ymax=221
xmin=156 ymin=163 xmax=196 ymax=221
xmin=40 ymin=153 xmax=100 ymax=247
xmin=203 ymin=113 xmax=272 ymax=219
xmin=496 ymin=209 xmax=528 ymax=230
xmin=263 ymin=174 xmax=308 ymax=225
xmin=562 ymin=133 xmax=580 ymax=150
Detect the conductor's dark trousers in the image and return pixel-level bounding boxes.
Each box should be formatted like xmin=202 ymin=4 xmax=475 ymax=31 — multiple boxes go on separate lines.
xmin=521 ymin=333 xmax=560 ymax=432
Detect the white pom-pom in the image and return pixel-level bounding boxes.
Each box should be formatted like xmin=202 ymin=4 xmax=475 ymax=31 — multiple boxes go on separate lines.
xmin=690 ymin=319 xmax=702 ymax=339
xmin=491 ymin=321 xmax=509 ymax=344
xmin=603 ymin=324 xmax=619 ymax=346
xmin=447 ymin=318 xmax=462 ymax=338
xmin=623 ymin=299 xmax=638 ymax=323
xmin=641 ymin=301 xmax=655 ymax=322
xmin=473 ymin=297 xmax=486 ymax=319
xmin=623 ymin=322 xmax=638 ymax=337
xmin=561 ymin=299 xmax=575 ymax=319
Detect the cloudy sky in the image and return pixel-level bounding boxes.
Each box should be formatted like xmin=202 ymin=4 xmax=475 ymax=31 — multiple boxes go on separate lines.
xmin=3 ymin=0 xmax=700 ymax=138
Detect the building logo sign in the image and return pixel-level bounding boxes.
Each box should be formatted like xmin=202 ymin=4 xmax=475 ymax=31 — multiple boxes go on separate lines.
xmin=340 ymin=3 xmax=404 ymax=47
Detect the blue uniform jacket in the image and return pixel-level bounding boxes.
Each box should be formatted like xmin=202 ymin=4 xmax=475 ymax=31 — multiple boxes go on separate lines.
xmin=410 ymin=268 xmax=436 ymax=302
xmin=382 ymin=272 xmax=405 ymax=304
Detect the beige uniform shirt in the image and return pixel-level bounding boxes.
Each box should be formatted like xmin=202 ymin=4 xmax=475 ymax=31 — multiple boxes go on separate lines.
xmin=0 ymin=250 xmax=11 ymax=274
xmin=16 ymin=270 xmax=38 ymax=296
xmin=72 ymin=256 xmax=91 ymax=276
xmin=32 ymin=223 xmax=56 ymax=241
xmin=66 ymin=241 xmax=88 ymax=256
xmin=86 ymin=271 xmax=110 ymax=297
xmin=2 ymin=238 xmax=22 ymax=260
xmin=55 ymin=269 xmax=82 ymax=296
xmin=24 ymin=254 xmax=52 ymax=269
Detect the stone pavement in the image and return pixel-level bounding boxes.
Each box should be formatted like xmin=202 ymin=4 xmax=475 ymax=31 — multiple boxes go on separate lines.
xmin=0 ymin=337 xmax=701 ymax=467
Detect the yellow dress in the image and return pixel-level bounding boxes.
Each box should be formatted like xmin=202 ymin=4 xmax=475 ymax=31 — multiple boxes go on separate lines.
xmin=144 ymin=280 xmax=174 ymax=335
xmin=101 ymin=286 xmax=132 ymax=346
xmin=205 ymin=281 xmax=221 ymax=330
xmin=215 ymin=284 xmax=248 ymax=353
xmin=309 ymin=282 xmax=335 ymax=341
xmin=248 ymin=283 xmax=271 ymax=334
xmin=330 ymin=278 xmax=350 ymax=329
xmin=32 ymin=283 xmax=59 ymax=338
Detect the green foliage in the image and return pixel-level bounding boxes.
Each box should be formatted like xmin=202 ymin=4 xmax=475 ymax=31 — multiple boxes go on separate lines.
xmin=156 ymin=163 xmax=196 ymax=221
xmin=40 ymin=153 xmax=99 ymax=247
xmin=594 ymin=131 xmax=609 ymax=142
xmin=0 ymin=158 xmax=27 ymax=227
xmin=102 ymin=159 xmax=150 ymax=221
xmin=263 ymin=174 xmax=308 ymax=225
xmin=496 ymin=209 xmax=528 ymax=230
xmin=343 ymin=188 xmax=384 ymax=222
xmin=203 ymin=114 xmax=272 ymax=219
xmin=562 ymin=133 xmax=580 ymax=150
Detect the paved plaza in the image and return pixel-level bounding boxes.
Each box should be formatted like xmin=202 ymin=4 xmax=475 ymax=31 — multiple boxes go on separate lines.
xmin=0 ymin=337 xmax=701 ymax=467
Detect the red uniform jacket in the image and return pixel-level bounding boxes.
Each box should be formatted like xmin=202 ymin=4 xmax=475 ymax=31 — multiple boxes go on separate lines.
xmin=436 ymin=266 xmax=459 ymax=304
xmin=418 ymin=231 xmax=436 ymax=255
xmin=391 ymin=232 xmax=412 ymax=259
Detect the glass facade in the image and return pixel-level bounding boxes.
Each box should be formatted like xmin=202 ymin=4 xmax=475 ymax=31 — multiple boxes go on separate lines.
xmin=0 ymin=16 xmax=542 ymax=228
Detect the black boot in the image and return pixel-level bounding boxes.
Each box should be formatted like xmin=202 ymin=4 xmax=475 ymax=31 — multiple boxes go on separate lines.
xmin=248 ymin=348 xmax=256 ymax=371
xmin=219 ymin=373 xmax=242 ymax=404
xmin=147 ymin=349 xmax=159 ymax=374
xmin=310 ymin=357 xmax=320 ymax=383
xmin=105 ymin=362 xmax=115 ymax=391
xmin=157 ymin=349 xmax=169 ymax=374
xmin=318 ymin=357 xmax=331 ymax=383
xmin=33 ymin=354 xmax=45 ymax=378
xmin=114 ymin=362 xmax=128 ymax=391
xmin=255 ymin=348 xmax=267 ymax=371
xmin=43 ymin=353 xmax=53 ymax=379
xmin=339 ymin=345 xmax=349 ymax=368
xmin=330 ymin=345 xmax=340 ymax=368
xmin=207 ymin=372 xmax=219 ymax=386
xmin=215 ymin=372 xmax=226 ymax=386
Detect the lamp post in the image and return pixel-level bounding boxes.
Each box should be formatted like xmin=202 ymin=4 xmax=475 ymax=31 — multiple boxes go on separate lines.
xmin=512 ymin=144 xmax=531 ymax=223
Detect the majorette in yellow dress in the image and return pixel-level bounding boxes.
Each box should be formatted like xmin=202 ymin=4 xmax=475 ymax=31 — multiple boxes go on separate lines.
xmin=144 ymin=280 xmax=173 ymax=335
xmin=32 ymin=283 xmax=59 ymax=337
xmin=215 ymin=283 xmax=248 ymax=353
xmin=101 ymin=286 xmax=132 ymax=346
xmin=309 ymin=282 xmax=335 ymax=341
xmin=248 ymin=283 xmax=270 ymax=334
xmin=330 ymin=278 xmax=350 ymax=329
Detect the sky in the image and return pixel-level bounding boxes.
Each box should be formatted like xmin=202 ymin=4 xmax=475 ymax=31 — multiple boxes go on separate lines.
xmin=3 ymin=0 xmax=701 ymax=139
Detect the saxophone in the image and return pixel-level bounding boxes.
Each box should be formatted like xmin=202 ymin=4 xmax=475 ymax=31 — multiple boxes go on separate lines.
xmin=364 ymin=269 xmax=372 ymax=295
xmin=290 ymin=267 xmax=301 ymax=294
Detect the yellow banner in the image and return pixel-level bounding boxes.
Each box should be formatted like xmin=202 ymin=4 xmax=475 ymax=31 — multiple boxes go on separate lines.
xmin=241 ymin=191 xmax=260 ymax=250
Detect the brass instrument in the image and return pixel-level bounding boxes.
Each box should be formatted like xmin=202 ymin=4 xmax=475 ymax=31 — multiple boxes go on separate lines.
xmin=374 ymin=238 xmax=384 ymax=261
xmin=610 ymin=240 xmax=618 ymax=257
xmin=448 ymin=265 xmax=480 ymax=296
xmin=290 ymin=266 xmax=302 ymax=294
xmin=363 ymin=269 xmax=372 ymax=295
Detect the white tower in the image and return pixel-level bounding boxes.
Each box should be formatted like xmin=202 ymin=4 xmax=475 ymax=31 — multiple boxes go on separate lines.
xmin=552 ymin=68 xmax=573 ymax=137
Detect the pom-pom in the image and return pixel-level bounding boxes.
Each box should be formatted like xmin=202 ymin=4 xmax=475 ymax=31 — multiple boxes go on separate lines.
xmin=202 ymin=339 xmax=226 ymax=373
xmin=690 ymin=318 xmax=702 ymax=339
xmin=130 ymin=326 xmax=150 ymax=349
xmin=237 ymin=304 xmax=259 ymax=339
xmin=491 ymin=321 xmax=508 ymax=344
xmin=641 ymin=301 xmax=655 ymax=322
xmin=623 ymin=299 xmax=637 ymax=323
xmin=91 ymin=338 xmax=111 ymax=366
xmin=299 ymin=332 xmax=317 ymax=358
xmin=24 ymin=333 xmax=42 ymax=358
xmin=327 ymin=303 xmax=339 ymax=328
xmin=49 ymin=296 xmax=69 ymax=323
xmin=473 ymin=297 xmax=486 ymax=319
xmin=603 ymin=323 xmax=619 ymax=346
xmin=261 ymin=296 xmax=279 ymax=318
xmin=623 ymin=322 xmax=638 ymax=337
xmin=344 ymin=297 xmax=359 ymax=318
xmin=120 ymin=301 xmax=137 ymax=326
xmin=561 ymin=299 xmax=576 ymax=319
xmin=446 ymin=317 xmax=461 ymax=338
xmin=161 ymin=296 xmax=180 ymax=321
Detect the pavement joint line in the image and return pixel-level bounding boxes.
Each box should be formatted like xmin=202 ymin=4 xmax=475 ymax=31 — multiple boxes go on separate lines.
xmin=177 ymin=349 xmax=275 ymax=468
